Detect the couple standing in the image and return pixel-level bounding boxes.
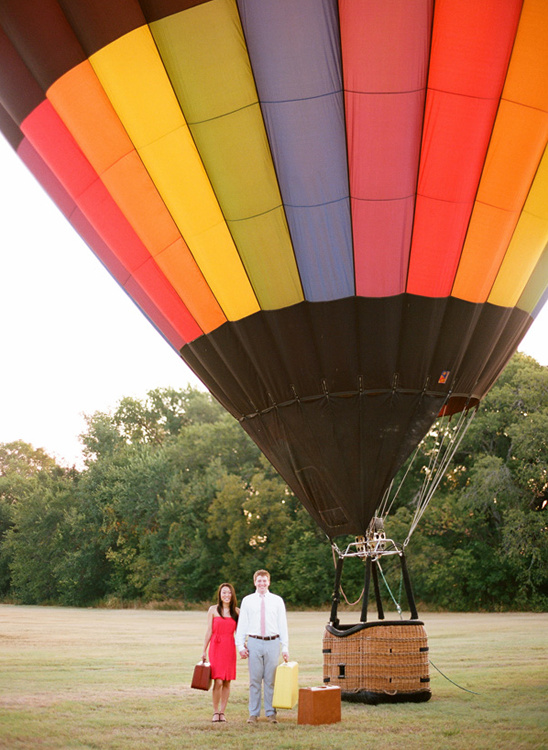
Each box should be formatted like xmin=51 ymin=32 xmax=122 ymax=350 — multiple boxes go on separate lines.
xmin=203 ymin=569 xmax=289 ymax=724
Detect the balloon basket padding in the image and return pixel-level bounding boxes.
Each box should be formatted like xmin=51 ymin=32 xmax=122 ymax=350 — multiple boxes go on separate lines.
xmin=322 ymin=620 xmax=431 ymax=704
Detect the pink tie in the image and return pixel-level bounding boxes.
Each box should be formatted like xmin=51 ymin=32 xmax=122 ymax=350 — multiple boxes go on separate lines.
xmin=260 ymin=595 xmax=266 ymax=637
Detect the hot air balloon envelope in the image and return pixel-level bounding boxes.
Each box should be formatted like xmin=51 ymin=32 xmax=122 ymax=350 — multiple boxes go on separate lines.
xmin=1 ymin=0 xmax=547 ymax=537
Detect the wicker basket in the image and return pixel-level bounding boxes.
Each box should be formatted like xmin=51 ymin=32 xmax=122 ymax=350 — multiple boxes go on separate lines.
xmin=323 ymin=620 xmax=431 ymax=704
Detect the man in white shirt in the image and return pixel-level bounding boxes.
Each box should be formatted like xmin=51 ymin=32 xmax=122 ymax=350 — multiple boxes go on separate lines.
xmin=235 ymin=569 xmax=289 ymax=723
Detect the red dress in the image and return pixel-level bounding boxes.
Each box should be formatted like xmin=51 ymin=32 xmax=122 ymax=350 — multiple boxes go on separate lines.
xmin=209 ymin=615 xmax=237 ymax=680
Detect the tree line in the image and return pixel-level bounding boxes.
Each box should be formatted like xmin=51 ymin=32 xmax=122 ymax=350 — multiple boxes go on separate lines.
xmin=0 ymin=353 xmax=546 ymax=612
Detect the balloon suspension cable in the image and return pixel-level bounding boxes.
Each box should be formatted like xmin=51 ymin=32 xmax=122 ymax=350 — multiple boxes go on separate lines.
xmin=331 ymin=518 xmax=419 ymax=622
xmin=376 ymin=559 xmax=404 ymax=618
xmin=403 ymin=405 xmax=476 ymax=548
xmin=330 ymin=406 xmax=475 ymax=624
xmin=376 ymin=438 xmax=423 ymax=521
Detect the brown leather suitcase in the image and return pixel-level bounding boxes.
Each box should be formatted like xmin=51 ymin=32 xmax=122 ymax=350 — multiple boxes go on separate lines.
xmin=297 ymin=685 xmax=341 ymax=725
xmin=190 ymin=660 xmax=212 ymax=691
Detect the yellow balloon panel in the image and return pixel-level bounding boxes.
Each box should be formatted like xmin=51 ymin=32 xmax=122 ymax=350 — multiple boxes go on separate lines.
xmin=139 ymin=129 xmax=259 ymax=319
xmin=490 ymin=145 xmax=548 ymax=307
xmin=149 ymin=0 xmax=303 ymax=309
xmin=89 ymin=25 xmax=259 ymax=322
xmin=90 ymin=25 xmax=183 ymax=150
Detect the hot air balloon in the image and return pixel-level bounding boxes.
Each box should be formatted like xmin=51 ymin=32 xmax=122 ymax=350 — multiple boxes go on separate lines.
xmin=1 ymin=0 xmax=547 ymax=703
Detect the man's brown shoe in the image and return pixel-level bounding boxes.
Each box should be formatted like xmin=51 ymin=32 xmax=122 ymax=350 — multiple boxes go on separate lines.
xmin=267 ymin=715 xmax=278 ymax=724
xmin=247 ymin=716 xmax=258 ymax=724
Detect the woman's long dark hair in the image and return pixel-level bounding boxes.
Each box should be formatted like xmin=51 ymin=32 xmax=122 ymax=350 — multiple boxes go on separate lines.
xmin=216 ymin=582 xmax=238 ymax=622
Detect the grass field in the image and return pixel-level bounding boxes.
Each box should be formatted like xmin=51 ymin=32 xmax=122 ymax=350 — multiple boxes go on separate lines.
xmin=0 ymin=605 xmax=546 ymax=749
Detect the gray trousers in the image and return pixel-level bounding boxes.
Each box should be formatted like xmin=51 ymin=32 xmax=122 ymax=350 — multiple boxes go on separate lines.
xmin=247 ymin=637 xmax=280 ymax=717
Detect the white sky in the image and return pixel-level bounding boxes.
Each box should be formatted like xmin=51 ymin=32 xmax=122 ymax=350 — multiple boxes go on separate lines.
xmin=0 ymin=136 xmax=546 ymax=467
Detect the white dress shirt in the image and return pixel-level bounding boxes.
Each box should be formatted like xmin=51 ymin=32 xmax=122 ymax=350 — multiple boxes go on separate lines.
xmin=235 ymin=590 xmax=289 ymax=653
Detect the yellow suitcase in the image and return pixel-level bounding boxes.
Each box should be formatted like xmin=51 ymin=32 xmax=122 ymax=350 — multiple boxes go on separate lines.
xmin=272 ymin=661 xmax=299 ymax=709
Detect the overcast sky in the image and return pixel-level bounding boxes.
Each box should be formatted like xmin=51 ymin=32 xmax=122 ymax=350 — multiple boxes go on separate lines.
xmin=0 ymin=136 xmax=546 ymax=467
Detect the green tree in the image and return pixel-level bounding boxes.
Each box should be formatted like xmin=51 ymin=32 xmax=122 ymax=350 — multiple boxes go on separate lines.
xmin=0 ymin=441 xmax=71 ymax=599
xmin=76 ymin=390 xmax=262 ymax=603
xmin=2 ymin=355 xmax=545 ymax=611
xmin=80 ymin=411 xmax=125 ymax=463
xmin=208 ymin=467 xmax=294 ymax=592
xmin=394 ymin=354 xmax=548 ymax=611
xmin=4 ymin=476 xmax=75 ymax=604
xmin=508 ymin=409 xmax=548 ymax=509
xmin=282 ymin=507 xmax=334 ymax=607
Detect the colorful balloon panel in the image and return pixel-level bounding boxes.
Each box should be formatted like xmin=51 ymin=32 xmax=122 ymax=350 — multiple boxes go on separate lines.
xmin=1 ymin=0 xmax=547 ymax=537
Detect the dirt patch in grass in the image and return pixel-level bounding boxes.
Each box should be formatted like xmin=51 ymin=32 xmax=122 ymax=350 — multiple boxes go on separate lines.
xmin=1 ymin=685 xmax=188 ymax=709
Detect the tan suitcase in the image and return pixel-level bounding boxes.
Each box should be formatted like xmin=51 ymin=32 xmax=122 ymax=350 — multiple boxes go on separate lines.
xmin=297 ymin=685 xmax=341 ymax=725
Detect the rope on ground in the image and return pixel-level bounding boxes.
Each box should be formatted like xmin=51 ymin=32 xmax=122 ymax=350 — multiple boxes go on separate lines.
xmin=429 ymin=659 xmax=481 ymax=695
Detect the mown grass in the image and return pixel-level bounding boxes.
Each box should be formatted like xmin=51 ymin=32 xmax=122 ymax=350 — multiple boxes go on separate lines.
xmin=0 ymin=606 xmax=546 ymax=749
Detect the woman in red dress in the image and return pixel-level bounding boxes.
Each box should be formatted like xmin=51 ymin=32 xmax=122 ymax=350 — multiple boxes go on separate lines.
xmin=202 ymin=582 xmax=239 ymax=722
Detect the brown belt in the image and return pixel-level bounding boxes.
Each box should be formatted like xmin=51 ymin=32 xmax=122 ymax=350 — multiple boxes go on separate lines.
xmin=249 ymin=635 xmax=279 ymax=641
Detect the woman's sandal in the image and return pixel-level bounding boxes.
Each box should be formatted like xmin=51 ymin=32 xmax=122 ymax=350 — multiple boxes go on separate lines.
xmin=212 ymin=713 xmax=220 ymax=723
xmin=218 ymin=713 xmax=227 ymax=722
